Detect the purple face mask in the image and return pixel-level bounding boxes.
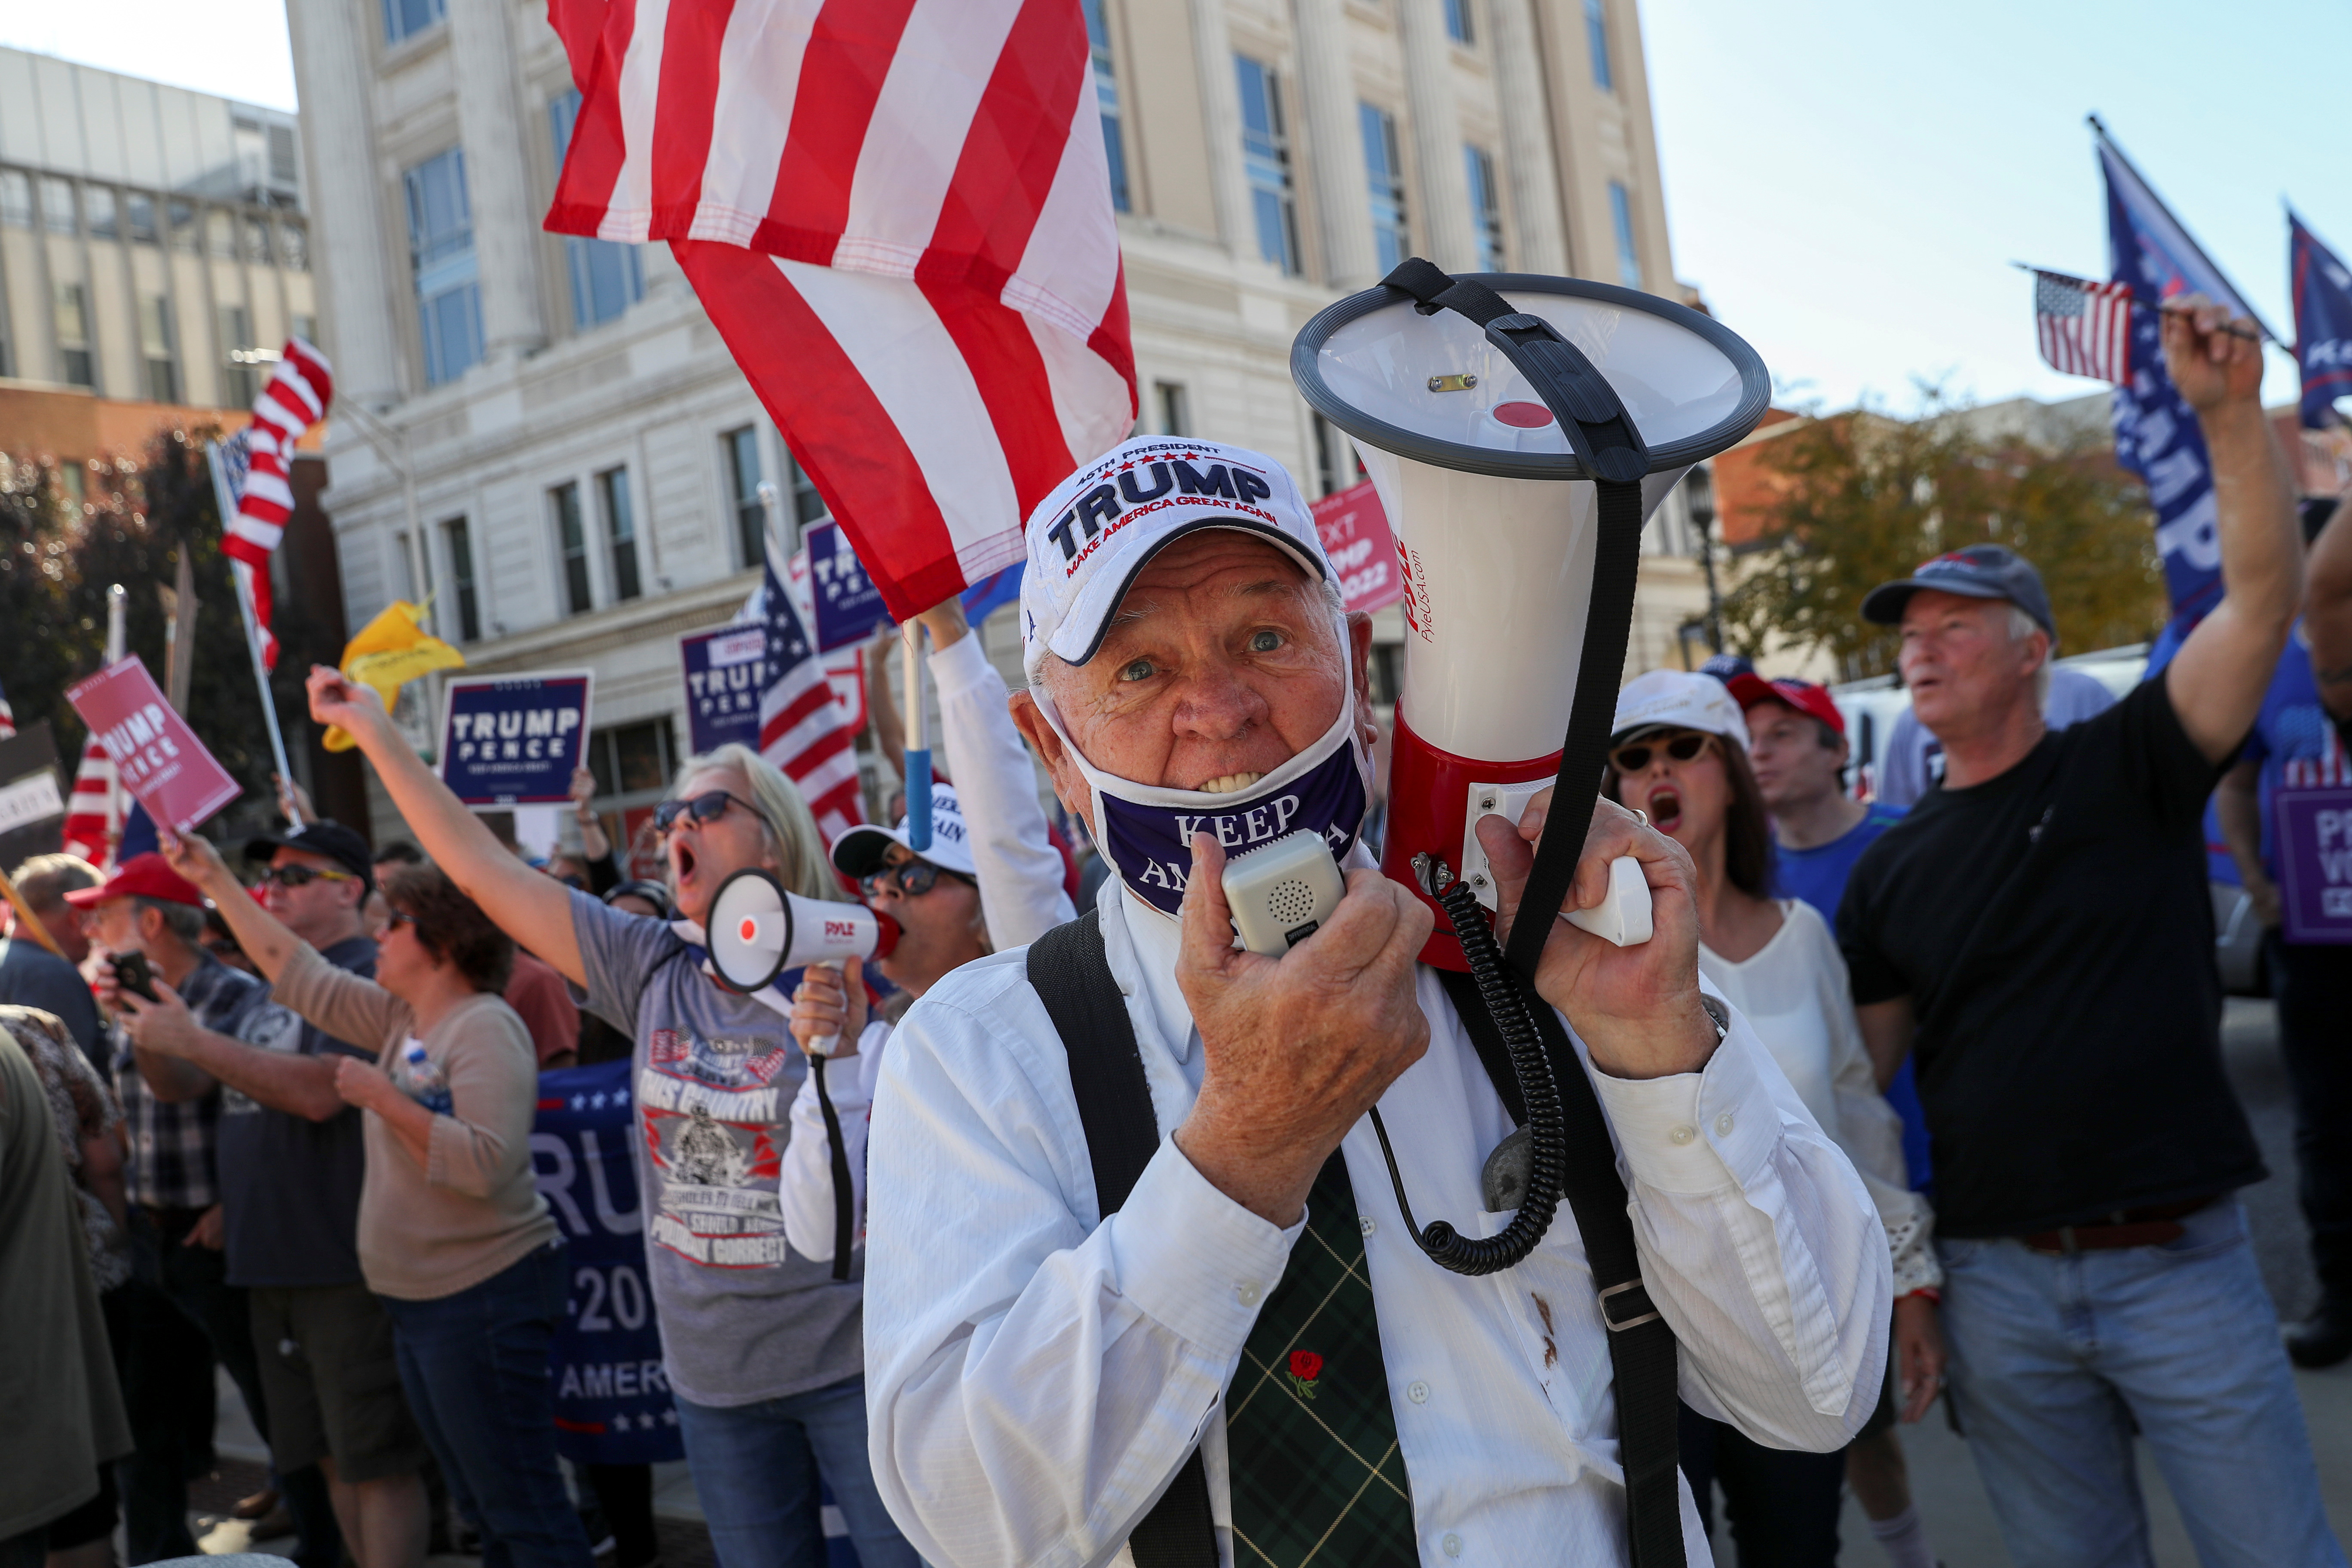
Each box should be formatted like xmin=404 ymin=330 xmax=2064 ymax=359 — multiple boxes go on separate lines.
xmin=1045 ymin=691 xmax=1371 ymax=919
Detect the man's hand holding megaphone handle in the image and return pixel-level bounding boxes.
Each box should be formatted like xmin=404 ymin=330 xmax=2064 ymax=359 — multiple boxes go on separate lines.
xmin=792 ymin=959 xmax=869 ymax=1059
xmin=1474 ymin=791 xmax=1720 ymax=1082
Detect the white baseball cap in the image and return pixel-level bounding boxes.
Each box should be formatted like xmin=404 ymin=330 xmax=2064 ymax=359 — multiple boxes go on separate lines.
xmin=1020 ymin=436 xmax=1332 ymax=679
xmin=1611 ymin=669 xmax=1752 ymax=750
xmin=829 ymin=782 xmax=977 ymax=879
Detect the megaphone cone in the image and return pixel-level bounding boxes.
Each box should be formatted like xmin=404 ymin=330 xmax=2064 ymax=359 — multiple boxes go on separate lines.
xmin=1294 ymin=265 xmax=1768 ymax=968
xmin=707 ymin=868 xmax=900 ymax=995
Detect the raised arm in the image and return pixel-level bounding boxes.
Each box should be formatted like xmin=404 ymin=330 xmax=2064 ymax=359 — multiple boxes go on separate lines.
xmin=2159 ymin=298 xmax=2304 ymax=763
xmin=2308 ymin=496 xmax=2352 ymax=724
xmin=158 ymin=828 xmax=312 ymax=985
xmin=306 ymin=668 xmax=585 ymax=986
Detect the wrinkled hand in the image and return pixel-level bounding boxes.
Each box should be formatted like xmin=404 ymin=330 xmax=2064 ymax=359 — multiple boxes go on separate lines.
xmin=1475 ymin=790 xmax=1717 ymax=1079
xmin=1173 ymin=833 xmax=1433 ymax=1226
xmin=155 ymin=826 xmax=232 ymax=894
xmin=333 ymin=1054 xmax=390 ymax=1111
xmin=184 ymin=1204 xmax=225 ymax=1250
xmin=791 ymin=958 xmax=868 ymax=1059
xmin=2160 ymin=293 xmax=2264 ymax=414
xmin=1894 ymin=1293 xmax=1947 ymax=1423
xmin=306 ymin=665 xmax=389 ymax=739
xmin=102 ymin=965 xmax=203 ymax=1057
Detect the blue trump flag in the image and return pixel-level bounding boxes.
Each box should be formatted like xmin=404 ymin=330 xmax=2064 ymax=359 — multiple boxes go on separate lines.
xmin=2292 ymin=210 xmax=2352 ymax=431
xmin=2097 ymin=127 xmax=2272 ymax=631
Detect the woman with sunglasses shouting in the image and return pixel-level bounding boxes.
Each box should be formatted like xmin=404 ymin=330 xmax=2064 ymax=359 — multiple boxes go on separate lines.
xmin=302 ymin=668 xmax=919 ymax=1568
xmin=1603 ymin=670 xmax=1942 ymax=1568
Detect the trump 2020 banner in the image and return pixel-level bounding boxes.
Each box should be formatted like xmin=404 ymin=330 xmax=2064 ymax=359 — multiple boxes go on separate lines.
xmin=531 ymin=1058 xmax=683 ymax=1466
xmin=679 ymin=625 xmax=769 ymax=756
xmin=439 ymin=671 xmax=592 ymax=805
xmin=807 ymin=523 xmax=894 ymax=653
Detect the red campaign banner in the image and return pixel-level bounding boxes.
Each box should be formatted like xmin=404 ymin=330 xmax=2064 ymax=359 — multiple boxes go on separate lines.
xmin=65 ymin=657 xmax=243 ymax=832
xmin=1311 ymin=480 xmax=1405 ymax=616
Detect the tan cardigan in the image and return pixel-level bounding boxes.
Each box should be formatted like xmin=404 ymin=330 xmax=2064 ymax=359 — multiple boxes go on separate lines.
xmin=274 ymin=944 xmax=558 ymax=1301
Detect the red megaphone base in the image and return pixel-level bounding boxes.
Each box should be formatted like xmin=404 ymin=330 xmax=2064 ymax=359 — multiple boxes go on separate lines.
xmin=1381 ymin=706 xmax=1560 ymax=972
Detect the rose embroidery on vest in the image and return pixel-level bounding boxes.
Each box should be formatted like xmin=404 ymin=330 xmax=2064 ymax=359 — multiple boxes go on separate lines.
xmin=1287 ymin=1350 xmax=1323 ymax=1399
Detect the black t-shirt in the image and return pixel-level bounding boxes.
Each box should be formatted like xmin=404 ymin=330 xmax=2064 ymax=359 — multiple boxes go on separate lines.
xmin=217 ymin=936 xmax=380 ymax=1288
xmin=1838 ymin=677 xmax=2263 ymax=1237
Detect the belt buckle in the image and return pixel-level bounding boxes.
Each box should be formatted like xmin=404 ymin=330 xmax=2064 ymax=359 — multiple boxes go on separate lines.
xmin=1598 ymin=1279 xmax=1662 ymax=1332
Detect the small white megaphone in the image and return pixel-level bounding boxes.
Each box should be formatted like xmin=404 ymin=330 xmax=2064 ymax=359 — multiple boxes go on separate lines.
xmin=1293 ymin=263 xmax=1768 ymax=970
xmin=706 ymin=867 xmax=899 ymax=1003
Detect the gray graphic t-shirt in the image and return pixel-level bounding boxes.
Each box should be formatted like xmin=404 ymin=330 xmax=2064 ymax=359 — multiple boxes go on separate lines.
xmin=570 ymin=891 xmax=864 ymax=1408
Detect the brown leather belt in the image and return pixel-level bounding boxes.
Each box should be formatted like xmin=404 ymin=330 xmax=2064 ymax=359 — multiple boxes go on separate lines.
xmin=2020 ymin=1197 xmax=2217 ymax=1256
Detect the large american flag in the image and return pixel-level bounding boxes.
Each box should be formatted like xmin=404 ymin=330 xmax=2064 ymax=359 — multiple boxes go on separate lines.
xmin=756 ymin=535 xmax=863 ymax=840
xmin=2033 ymin=269 xmax=2134 ymax=385
xmin=217 ymin=339 xmax=334 ymax=669
xmin=543 ymin=0 xmax=1136 ymax=618
xmin=61 ymin=741 xmax=116 ymax=867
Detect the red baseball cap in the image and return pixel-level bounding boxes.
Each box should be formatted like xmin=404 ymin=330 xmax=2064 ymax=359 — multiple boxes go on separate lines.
xmin=1724 ymin=673 xmax=1845 ymax=738
xmin=62 ymin=853 xmax=206 ymax=910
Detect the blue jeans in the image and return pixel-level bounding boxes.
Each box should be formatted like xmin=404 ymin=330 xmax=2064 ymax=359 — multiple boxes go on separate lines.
xmin=378 ymin=1241 xmax=593 ymax=1568
xmin=673 ymin=1376 xmax=917 ymax=1568
xmin=1939 ymin=1200 xmax=2345 ymax=1568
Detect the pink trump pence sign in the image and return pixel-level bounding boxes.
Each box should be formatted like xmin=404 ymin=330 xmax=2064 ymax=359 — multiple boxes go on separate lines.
xmin=66 ymin=657 xmax=243 ymax=832
xmin=1311 ymin=480 xmax=1405 ymax=616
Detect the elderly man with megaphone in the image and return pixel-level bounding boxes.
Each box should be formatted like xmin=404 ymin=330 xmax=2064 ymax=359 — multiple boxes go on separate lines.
xmin=862 ymin=257 xmax=1888 ymax=1568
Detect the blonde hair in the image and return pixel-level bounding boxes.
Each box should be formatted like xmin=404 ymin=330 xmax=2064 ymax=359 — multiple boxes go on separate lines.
xmin=672 ymin=743 xmax=838 ymax=901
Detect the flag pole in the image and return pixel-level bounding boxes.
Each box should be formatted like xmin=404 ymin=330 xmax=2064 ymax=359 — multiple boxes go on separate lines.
xmin=2086 ymin=114 xmax=2285 ymax=345
xmin=0 ymin=864 xmax=66 ymax=959
xmin=208 ymin=439 xmax=302 ymax=827
xmin=902 ymin=618 xmax=930 ymax=849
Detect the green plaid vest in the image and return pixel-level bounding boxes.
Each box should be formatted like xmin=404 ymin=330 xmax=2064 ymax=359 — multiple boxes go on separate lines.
xmin=1226 ymin=1153 xmax=1417 ymax=1567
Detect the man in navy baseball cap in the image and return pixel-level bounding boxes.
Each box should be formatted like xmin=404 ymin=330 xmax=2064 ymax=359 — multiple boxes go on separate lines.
xmin=1859 ymin=543 xmax=2054 ymax=638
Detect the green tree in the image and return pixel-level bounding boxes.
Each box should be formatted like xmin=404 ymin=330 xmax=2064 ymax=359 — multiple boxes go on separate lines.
xmin=1720 ymin=397 xmax=2169 ymax=682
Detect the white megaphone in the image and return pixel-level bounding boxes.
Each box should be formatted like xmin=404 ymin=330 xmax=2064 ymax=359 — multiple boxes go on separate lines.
xmin=706 ymin=869 xmax=899 ymax=1052
xmin=1293 ymin=262 xmax=1768 ymax=971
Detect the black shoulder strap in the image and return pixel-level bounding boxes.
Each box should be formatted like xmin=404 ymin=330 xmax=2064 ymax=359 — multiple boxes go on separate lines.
xmin=1439 ymin=969 xmax=1686 ymax=1568
xmin=1026 ymin=914 xmax=1219 ymax=1568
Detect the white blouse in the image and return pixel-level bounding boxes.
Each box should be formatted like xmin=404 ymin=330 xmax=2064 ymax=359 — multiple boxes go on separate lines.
xmin=1700 ymin=900 xmax=1941 ymax=1297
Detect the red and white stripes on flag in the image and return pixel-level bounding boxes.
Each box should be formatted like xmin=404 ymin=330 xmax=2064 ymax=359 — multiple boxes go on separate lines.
xmin=545 ymin=0 xmax=1136 ymax=619
xmin=219 ymin=340 xmax=334 ymax=670
xmin=758 ymin=537 xmax=863 ymax=841
xmin=2033 ymin=270 xmax=2135 ymax=386
xmin=61 ymin=740 xmax=116 ymax=867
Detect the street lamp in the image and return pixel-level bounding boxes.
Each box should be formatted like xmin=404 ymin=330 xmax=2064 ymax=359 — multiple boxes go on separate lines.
xmin=1683 ymin=462 xmax=1723 ymax=655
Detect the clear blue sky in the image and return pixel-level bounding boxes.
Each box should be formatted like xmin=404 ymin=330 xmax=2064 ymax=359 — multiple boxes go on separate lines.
xmin=1641 ymin=0 xmax=2352 ymax=414
xmin=7 ymin=0 xmax=2347 ymax=417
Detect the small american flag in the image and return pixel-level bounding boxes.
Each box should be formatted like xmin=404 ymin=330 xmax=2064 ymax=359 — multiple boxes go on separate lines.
xmin=2034 ymin=269 xmax=2134 ymax=384
xmin=61 ymin=739 xmax=116 ymax=867
xmin=756 ymin=536 xmax=863 ymax=842
xmin=217 ymin=339 xmax=334 ymax=669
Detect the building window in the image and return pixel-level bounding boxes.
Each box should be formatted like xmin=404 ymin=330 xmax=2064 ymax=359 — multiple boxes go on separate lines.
xmin=1313 ymin=415 xmax=1365 ymax=498
xmin=293 ymin=314 xmax=317 ymax=345
xmin=383 ymin=0 xmax=446 ymax=46
xmin=1608 ymin=180 xmax=1641 ymax=288
xmin=126 ymin=193 xmax=157 ymax=244
xmin=219 ymin=305 xmax=257 ymax=407
xmin=443 ymin=516 xmax=481 ymax=642
xmin=53 ymin=283 xmax=93 ymax=388
xmin=0 ymin=172 xmax=30 ymax=227
xmin=1155 ymin=381 xmax=1190 ymax=438
xmin=1585 ymin=0 xmax=1614 ymax=91
xmin=40 ymin=178 xmax=76 ymax=235
xmin=281 ymin=220 xmax=309 ymax=271
xmin=268 ymin=125 xmax=298 ymax=185
xmin=1083 ymin=0 xmax=1129 ymax=212
xmin=169 ymin=199 xmax=199 ymax=253
xmin=1465 ymin=146 xmax=1504 ymax=273
xmin=549 ymin=91 xmax=645 ymax=330
xmin=1444 ymin=0 xmax=1474 ymax=44
xmin=553 ymin=482 xmax=593 ymax=614
xmin=1360 ymin=104 xmax=1409 ymax=274
xmin=393 ymin=529 xmax=417 ymax=602
xmin=788 ymin=454 xmax=828 ymax=536
xmin=404 ymin=148 xmax=483 ymax=386
xmin=207 ymin=210 xmax=236 ymax=259
xmin=245 ymin=217 xmax=275 ymax=265
xmin=1236 ymin=57 xmax=1301 ymax=276
xmin=86 ymin=187 xmax=117 ymax=240
xmin=724 ymin=426 xmax=766 ymax=569
xmin=140 ymin=296 xmax=178 ymax=404
xmin=598 ymin=467 xmax=642 ymax=603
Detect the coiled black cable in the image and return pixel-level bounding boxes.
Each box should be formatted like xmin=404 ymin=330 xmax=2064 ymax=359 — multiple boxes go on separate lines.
xmin=1368 ymin=876 xmax=1568 ymax=1275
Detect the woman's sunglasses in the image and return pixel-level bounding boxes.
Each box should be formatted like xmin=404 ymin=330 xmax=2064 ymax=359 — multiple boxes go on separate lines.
xmin=858 ymin=860 xmax=972 ymax=899
xmin=383 ymin=908 xmax=417 ymax=932
xmin=257 ymin=864 xmax=356 ymax=888
xmin=651 ymin=790 xmax=759 ymax=835
xmin=1608 ymin=730 xmax=1712 ymax=774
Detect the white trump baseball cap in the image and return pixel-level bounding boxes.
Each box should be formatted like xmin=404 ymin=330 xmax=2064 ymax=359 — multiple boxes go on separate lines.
xmin=1019 ymin=437 xmax=1332 ymax=680
xmin=1610 ymin=668 xmax=1752 ymax=750
xmin=829 ymin=782 xmax=978 ymax=879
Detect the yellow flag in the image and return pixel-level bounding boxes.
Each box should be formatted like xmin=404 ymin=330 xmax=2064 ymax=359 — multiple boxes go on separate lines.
xmin=323 ymin=600 xmax=465 ymax=752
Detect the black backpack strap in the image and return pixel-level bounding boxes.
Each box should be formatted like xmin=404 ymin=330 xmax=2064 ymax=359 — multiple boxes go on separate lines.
xmin=1438 ymin=969 xmax=1686 ymax=1568
xmin=1026 ymin=913 xmax=1218 ymax=1568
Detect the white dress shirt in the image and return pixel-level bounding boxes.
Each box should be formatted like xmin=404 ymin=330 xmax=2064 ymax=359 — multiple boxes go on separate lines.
xmin=863 ymin=879 xmax=1891 ymax=1568
xmin=1699 ymin=901 xmax=1939 ymax=1297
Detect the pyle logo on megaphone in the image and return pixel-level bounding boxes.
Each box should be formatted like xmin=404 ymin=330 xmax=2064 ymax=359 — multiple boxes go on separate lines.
xmin=706 ymin=868 xmax=899 ymax=996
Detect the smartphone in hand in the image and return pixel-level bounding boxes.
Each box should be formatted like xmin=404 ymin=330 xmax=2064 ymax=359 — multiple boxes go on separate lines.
xmin=112 ymin=950 xmax=160 ymax=1003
